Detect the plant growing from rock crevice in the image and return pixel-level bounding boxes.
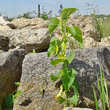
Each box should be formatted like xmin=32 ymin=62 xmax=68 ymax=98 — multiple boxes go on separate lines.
xmin=5 ymin=82 xmax=22 ymax=110
xmin=48 ymin=8 xmax=83 ymax=107
xmin=93 ymin=68 xmax=110 ymax=110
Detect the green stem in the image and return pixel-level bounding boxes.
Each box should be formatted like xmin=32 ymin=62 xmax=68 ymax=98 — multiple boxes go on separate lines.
xmin=66 ymin=90 xmax=69 ymax=107
xmin=60 ymin=19 xmax=70 ymax=107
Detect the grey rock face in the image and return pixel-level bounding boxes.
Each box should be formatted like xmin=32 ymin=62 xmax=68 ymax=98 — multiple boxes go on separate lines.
xmin=13 ymin=47 xmax=110 ymax=110
xmin=64 ymin=107 xmax=93 ymax=110
xmin=0 ymin=49 xmax=25 ymax=107
xmin=0 ymin=28 xmax=53 ymax=52
xmin=0 ymin=35 xmax=9 ymax=51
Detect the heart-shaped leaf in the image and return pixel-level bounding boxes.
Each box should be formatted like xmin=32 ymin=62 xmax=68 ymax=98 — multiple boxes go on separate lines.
xmin=69 ymin=26 xmax=83 ymax=45
xmin=66 ymin=51 xmax=75 ymax=64
xmin=51 ymin=59 xmax=64 ymax=66
xmin=68 ymin=94 xmax=78 ymax=105
xmin=72 ymin=79 xmax=80 ymax=95
xmin=50 ymin=72 xmax=60 ymax=82
xmin=59 ymin=97 xmax=66 ymax=104
xmin=61 ymin=8 xmax=77 ymax=21
xmin=61 ymin=68 xmax=75 ymax=90
xmin=49 ymin=18 xmax=59 ymax=35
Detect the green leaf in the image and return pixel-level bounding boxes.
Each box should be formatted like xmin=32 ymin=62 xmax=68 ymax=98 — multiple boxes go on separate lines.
xmin=50 ymin=72 xmax=60 ymax=82
xmin=72 ymin=79 xmax=80 ymax=95
xmin=51 ymin=59 xmax=64 ymax=66
xmin=50 ymin=36 xmax=60 ymax=44
xmin=49 ymin=18 xmax=59 ymax=35
xmin=0 ymin=105 xmax=2 ymax=110
xmin=66 ymin=26 xmax=70 ymax=33
xmin=61 ymin=8 xmax=77 ymax=21
xmin=61 ymin=68 xmax=75 ymax=90
xmin=97 ymin=76 xmax=103 ymax=107
xmin=48 ymin=42 xmax=56 ymax=57
xmin=5 ymin=94 xmax=13 ymax=109
xmin=6 ymin=108 xmax=13 ymax=110
xmin=66 ymin=51 xmax=75 ymax=64
xmin=59 ymin=97 xmax=66 ymax=104
xmin=48 ymin=36 xmax=61 ymax=57
xmin=68 ymin=94 xmax=78 ymax=105
xmin=48 ymin=44 xmax=54 ymax=57
xmin=92 ymin=85 xmax=99 ymax=110
xmin=104 ymin=78 xmax=109 ymax=108
xmin=69 ymin=26 xmax=83 ymax=44
xmin=100 ymin=68 xmax=106 ymax=110
xmin=15 ymin=82 xmax=20 ymax=86
xmin=13 ymin=90 xmax=22 ymax=102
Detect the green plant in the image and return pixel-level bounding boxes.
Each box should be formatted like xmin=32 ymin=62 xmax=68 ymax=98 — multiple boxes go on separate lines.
xmin=5 ymin=82 xmax=22 ymax=110
xmin=17 ymin=12 xmax=32 ymax=19
xmin=93 ymin=68 xmax=110 ymax=110
xmin=86 ymin=2 xmax=104 ymax=39
xmin=32 ymin=49 xmax=36 ymax=53
xmin=40 ymin=6 xmax=52 ymax=20
xmin=8 ymin=17 xmax=14 ymax=22
xmin=0 ymin=105 xmax=2 ymax=110
xmin=48 ymin=8 xmax=83 ymax=107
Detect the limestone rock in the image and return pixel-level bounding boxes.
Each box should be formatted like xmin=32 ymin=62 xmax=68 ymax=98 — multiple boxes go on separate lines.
xmin=0 ymin=35 xmax=9 ymax=51
xmin=67 ymin=37 xmax=81 ymax=49
xmin=0 ymin=28 xmax=53 ymax=52
xmin=83 ymin=26 xmax=99 ymax=41
xmin=0 ymin=49 xmax=25 ymax=107
xmin=13 ymin=47 xmax=110 ymax=110
xmin=0 ymin=14 xmax=8 ymax=21
xmin=98 ymin=36 xmax=110 ymax=47
xmin=63 ymin=107 xmax=93 ymax=110
xmin=12 ymin=17 xmax=48 ymax=29
xmin=0 ymin=14 xmax=15 ymax=29
xmin=54 ymin=16 xmax=100 ymax=49
xmin=83 ymin=37 xmax=96 ymax=48
xmin=0 ymin=25 xmax=12 ymax=30
xmin=67 ymin=15 xmax=100 ymax=41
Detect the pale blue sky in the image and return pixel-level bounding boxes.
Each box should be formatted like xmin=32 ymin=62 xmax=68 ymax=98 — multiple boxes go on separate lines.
xmin=0 ymin=0 xmax=110 ymax=17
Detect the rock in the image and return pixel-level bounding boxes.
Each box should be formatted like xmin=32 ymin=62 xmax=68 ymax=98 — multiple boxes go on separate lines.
xmin=0 ymin=14 xmax=8 ymax=21
xmin=12 ymin=17 xmax=48 ymax=29
xmin=67 ymin=37 xmax=81 ymax=49
xmin=83 ymin=37 xmax=96 ymax=48
xmin=0 ymin=25 xmax=12 ymax=30
xmin=82 ymin=36 xmax=110 ymax=49
xmin=101 ymin=36 xmax=110 ymax=42
xmin=0 ymin=28 xmax=53 ymax=52
xmin=67 ymin=15 xmax=100 ymax=41
xmin=83 ymin=26 xmax=99 ymax=41
xmin=0 ymin=14 xmax=15 ymax=29
xmin=63 ymin=107 xmax=93 ymax=110
xmin=0 ymin=35 xmax=9 ymax=51
xmin=54 ymin=16 xmax=100 ymax=49
xmin=97 ymin=36 xmax=110 ymax=47
xmin=13 ymin=46 xmax=110 ymax=110
xmin=0 ymin=49 xmax=25 ymax=107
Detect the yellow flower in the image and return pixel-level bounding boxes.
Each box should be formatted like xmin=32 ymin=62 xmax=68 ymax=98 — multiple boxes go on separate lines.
xmin=56 ymin=85 xmax=63 ymax=99
xmin=55 ymin=45 xmax=58 ymax=54
xmin=62 ymin=91 xmax=66 ymax=98
xmin=58 ymin=52 xmax=66 ymax=59
xmin=61 ymin=42 xmax=66 ymax=51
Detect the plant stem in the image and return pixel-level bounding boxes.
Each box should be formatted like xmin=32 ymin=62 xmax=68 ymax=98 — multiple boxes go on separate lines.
xmin=66 ymin=91 xmax=69 ymax=107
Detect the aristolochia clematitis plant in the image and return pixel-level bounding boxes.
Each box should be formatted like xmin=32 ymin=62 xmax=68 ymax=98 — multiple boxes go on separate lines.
xmin=48 ymin=8 xmax=83 ymax=107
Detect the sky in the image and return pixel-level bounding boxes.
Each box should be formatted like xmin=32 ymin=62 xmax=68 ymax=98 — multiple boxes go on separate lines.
xmin=0 ymin=0 xmax=110 ymax=17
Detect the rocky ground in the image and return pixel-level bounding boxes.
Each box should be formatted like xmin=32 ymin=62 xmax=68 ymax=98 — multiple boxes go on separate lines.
xmin=0 ymin=14 xmax=110 ymax=110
